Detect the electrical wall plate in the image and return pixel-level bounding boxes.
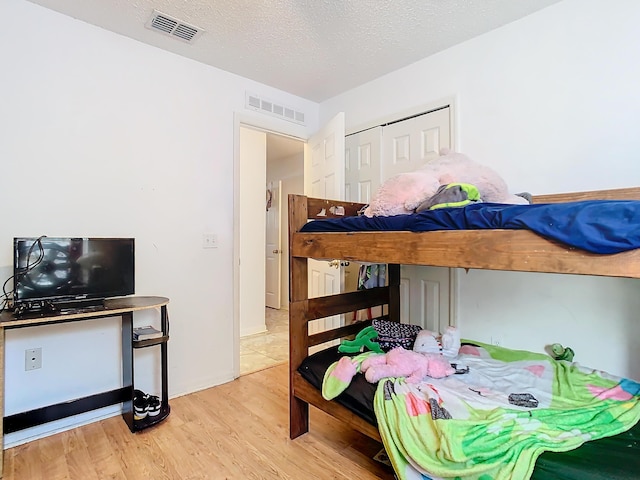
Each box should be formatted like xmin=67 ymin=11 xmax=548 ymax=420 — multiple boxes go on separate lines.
xmin=202 ymin=234 xmax=218 ymax=248
xmin=25 ymin=348 xmax=42 ymax=370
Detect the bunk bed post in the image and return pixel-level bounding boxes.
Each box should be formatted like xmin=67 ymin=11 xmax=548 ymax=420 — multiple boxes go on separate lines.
xmin=288 ymin=194 xmax=310 ymax=439
xmin=387 ymin=264 xmax=401 ymax=323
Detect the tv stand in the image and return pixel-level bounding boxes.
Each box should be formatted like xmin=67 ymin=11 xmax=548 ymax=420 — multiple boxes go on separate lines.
xmin=58 ymin=297 xmax=105 ymax=309
xmin=0 ymin=295 xmax=171 ymax=478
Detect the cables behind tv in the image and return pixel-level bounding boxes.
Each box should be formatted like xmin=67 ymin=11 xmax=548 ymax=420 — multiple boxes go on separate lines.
xmin=0 ymin=235 xmax=47 ymax=315
xmin=0 ymin=276 xmax=13 ymax=314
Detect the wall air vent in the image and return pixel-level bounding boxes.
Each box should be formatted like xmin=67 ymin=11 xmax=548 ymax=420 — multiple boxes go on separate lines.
xmin=146 ymin=10 xmax=203 ymax=44
xmin=245 ymin=92 xmax=306 ymax=126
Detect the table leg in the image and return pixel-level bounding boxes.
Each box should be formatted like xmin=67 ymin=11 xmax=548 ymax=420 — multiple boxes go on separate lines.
xmin=0 ymin=326 xmax=5 ymax=478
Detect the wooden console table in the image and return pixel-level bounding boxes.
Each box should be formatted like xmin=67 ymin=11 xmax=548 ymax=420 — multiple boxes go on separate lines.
xmin=0 ymin=295 xmax=170 ymax=477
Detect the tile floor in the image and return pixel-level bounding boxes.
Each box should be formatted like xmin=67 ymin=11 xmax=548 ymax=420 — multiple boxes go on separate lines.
xmin=239 ymin=307 xmax=289 ymax=375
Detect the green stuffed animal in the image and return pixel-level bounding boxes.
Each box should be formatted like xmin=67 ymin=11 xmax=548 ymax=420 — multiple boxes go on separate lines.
xmin=338 ymin=325 xmax=383 ymax=354
xmin=415 ymin=182 xmax=481 ymax=212
xmin=551 ymin=343 xmax=575 ymax=362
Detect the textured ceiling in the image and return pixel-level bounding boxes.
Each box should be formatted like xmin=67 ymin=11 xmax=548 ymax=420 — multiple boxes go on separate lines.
xmin=26 ymin=0 xmax=562 ymax=102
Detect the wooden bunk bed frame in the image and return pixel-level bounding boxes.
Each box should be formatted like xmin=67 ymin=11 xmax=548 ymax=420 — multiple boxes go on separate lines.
xmin=288 ymin=187 xmax=640 ymax=443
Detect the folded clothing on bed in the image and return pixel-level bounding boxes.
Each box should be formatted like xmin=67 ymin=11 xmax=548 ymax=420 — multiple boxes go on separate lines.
xmin=300 ymin=200 xmax=640 ymax=254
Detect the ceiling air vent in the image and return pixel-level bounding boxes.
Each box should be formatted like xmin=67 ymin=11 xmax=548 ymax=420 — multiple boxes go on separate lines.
xmin=245 ymin=92 xmax=306 ymax=126
xmin=146 ymin=10 xmax=203 ymax=44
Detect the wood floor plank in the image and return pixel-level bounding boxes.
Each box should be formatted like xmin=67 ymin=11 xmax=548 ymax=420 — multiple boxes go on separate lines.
xmin=37 ymin=432 xmax=72 ymax=479
xmin=81 ymin=423 xmax=127 ymax=479
xmin=153 ymin=414 xmax=228 ymax=479
xmin=174 ymin=395 xmax=267 ymax=479
xmin=9 ymin=442 xmax=44 ymax=480
xmin=2 ymin=364 xmax=394 ymax=480
xmin=65 ymin=431 xmax=101 ymax=480
xmin=196 ymin=388 xmax=337 ymax=479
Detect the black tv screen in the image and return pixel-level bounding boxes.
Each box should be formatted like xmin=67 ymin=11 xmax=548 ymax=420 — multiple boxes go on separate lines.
xmin=13 ymin=237 xmax=135 ymax=306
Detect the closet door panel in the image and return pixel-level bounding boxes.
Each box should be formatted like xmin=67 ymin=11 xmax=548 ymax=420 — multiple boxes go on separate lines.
xmin=401 ymin=265 xmax=451 ymax=332
xmin=345 ymin=127 xmax=383 ymax=321
xmin=416 ymin=107 xmax=449 ymax=163
xmin=382 ymin=107 xmax=450 ymax=181
xmin=345 ymin=126 xmax=382 ymax=203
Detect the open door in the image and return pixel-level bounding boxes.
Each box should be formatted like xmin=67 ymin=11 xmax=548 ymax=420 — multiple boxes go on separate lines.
xmin=265 ymin=180 xmax=282 ymax=309
xmin=304 ymin=113 xmax=345 ymax=337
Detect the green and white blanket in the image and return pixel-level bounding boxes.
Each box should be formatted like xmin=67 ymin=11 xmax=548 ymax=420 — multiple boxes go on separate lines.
xmin=326 ymin=341 xmax=640 ymax=480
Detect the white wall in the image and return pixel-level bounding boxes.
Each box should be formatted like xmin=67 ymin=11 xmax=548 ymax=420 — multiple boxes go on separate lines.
xmin=0 ymin=0 xmax=318 ymax=446
xmin=239 ymin=127 xmax=267 ymax=336
xmin=321 ymin=0 xmax=640 ymax=379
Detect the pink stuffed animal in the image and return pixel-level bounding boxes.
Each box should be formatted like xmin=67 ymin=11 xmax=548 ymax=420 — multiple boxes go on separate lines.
xmin=363 ymin=149 xmax=529 ymax=217
xmin=360 ymin=347 xmax=455 ymax=384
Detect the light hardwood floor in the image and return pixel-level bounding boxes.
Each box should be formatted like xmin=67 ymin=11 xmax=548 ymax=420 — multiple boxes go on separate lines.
xmin=3 ymin=363 xmax=394 ymax=479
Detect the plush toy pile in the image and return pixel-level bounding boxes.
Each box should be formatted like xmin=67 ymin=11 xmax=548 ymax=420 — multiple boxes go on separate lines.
xmin=323 ymin=325 xmax=465 ymax=400
xmin=360 ymin=347 xmax=455 ymax=383
xmin=363 ymin=149 xmax=529 ymax=217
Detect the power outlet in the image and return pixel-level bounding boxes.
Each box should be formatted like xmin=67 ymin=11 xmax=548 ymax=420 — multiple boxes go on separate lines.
xmin=25 ymin=348 xmax=42 ymax=371
xmin=202 ymin=233 xmax=218 ymax=249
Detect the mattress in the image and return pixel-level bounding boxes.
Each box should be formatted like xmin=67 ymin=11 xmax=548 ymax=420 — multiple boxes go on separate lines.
xmin=298 ymin=346 xmax=640 ymax=480
xmin=299 ymin=200 xmax=640 ymax=254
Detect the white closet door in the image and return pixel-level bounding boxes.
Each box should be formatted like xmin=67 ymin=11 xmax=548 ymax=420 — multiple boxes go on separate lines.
xmin=345 ymin=126 xmax=382 ymax=203
xmin=345 ymin=127 xmax=383 ymax=320
xmin=380 ymin=107 xmax=454 ymax=331
xmin=401 ymin=265 xmax=451 ymax=333
xmin=382 ymin=107 xmax=450 ymax=181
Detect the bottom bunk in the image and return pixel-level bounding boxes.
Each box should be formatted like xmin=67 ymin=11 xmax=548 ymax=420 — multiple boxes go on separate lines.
xmin=295 ymin=341 xmax=640 ymax=480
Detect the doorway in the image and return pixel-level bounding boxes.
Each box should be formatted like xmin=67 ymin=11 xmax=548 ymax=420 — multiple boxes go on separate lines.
xmin=238 ymin=129 xmax=304 ymax=375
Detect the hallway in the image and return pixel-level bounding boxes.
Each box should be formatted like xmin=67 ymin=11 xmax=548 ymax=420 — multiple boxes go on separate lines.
xmin=239 ymin=308 xmax=288 ymax=375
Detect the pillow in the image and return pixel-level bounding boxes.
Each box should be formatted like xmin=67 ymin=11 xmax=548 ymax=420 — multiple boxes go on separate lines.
xmin=371 ymin=318 xmax=423 ymax=352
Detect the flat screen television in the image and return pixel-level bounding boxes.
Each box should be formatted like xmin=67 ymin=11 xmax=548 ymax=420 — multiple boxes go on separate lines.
xmin=13 ymin=237 xmax=135 ymax=312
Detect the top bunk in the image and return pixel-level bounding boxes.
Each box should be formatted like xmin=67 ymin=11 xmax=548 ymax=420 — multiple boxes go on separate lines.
xmin=288 ymin=187 xmax=640 ymax=279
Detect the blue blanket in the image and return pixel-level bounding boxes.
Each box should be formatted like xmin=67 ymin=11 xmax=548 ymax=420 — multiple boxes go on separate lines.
xmin=299 ymin=200 xmax=640 ymax=254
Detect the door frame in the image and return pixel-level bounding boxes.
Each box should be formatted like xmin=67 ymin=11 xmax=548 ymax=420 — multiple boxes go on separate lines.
xmin=233 ymin=111 xmax=310 ymax=379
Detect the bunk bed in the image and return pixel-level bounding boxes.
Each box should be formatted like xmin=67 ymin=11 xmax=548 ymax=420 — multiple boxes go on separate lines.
xmin=288 ymin=187 xmax=640 ymax=480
